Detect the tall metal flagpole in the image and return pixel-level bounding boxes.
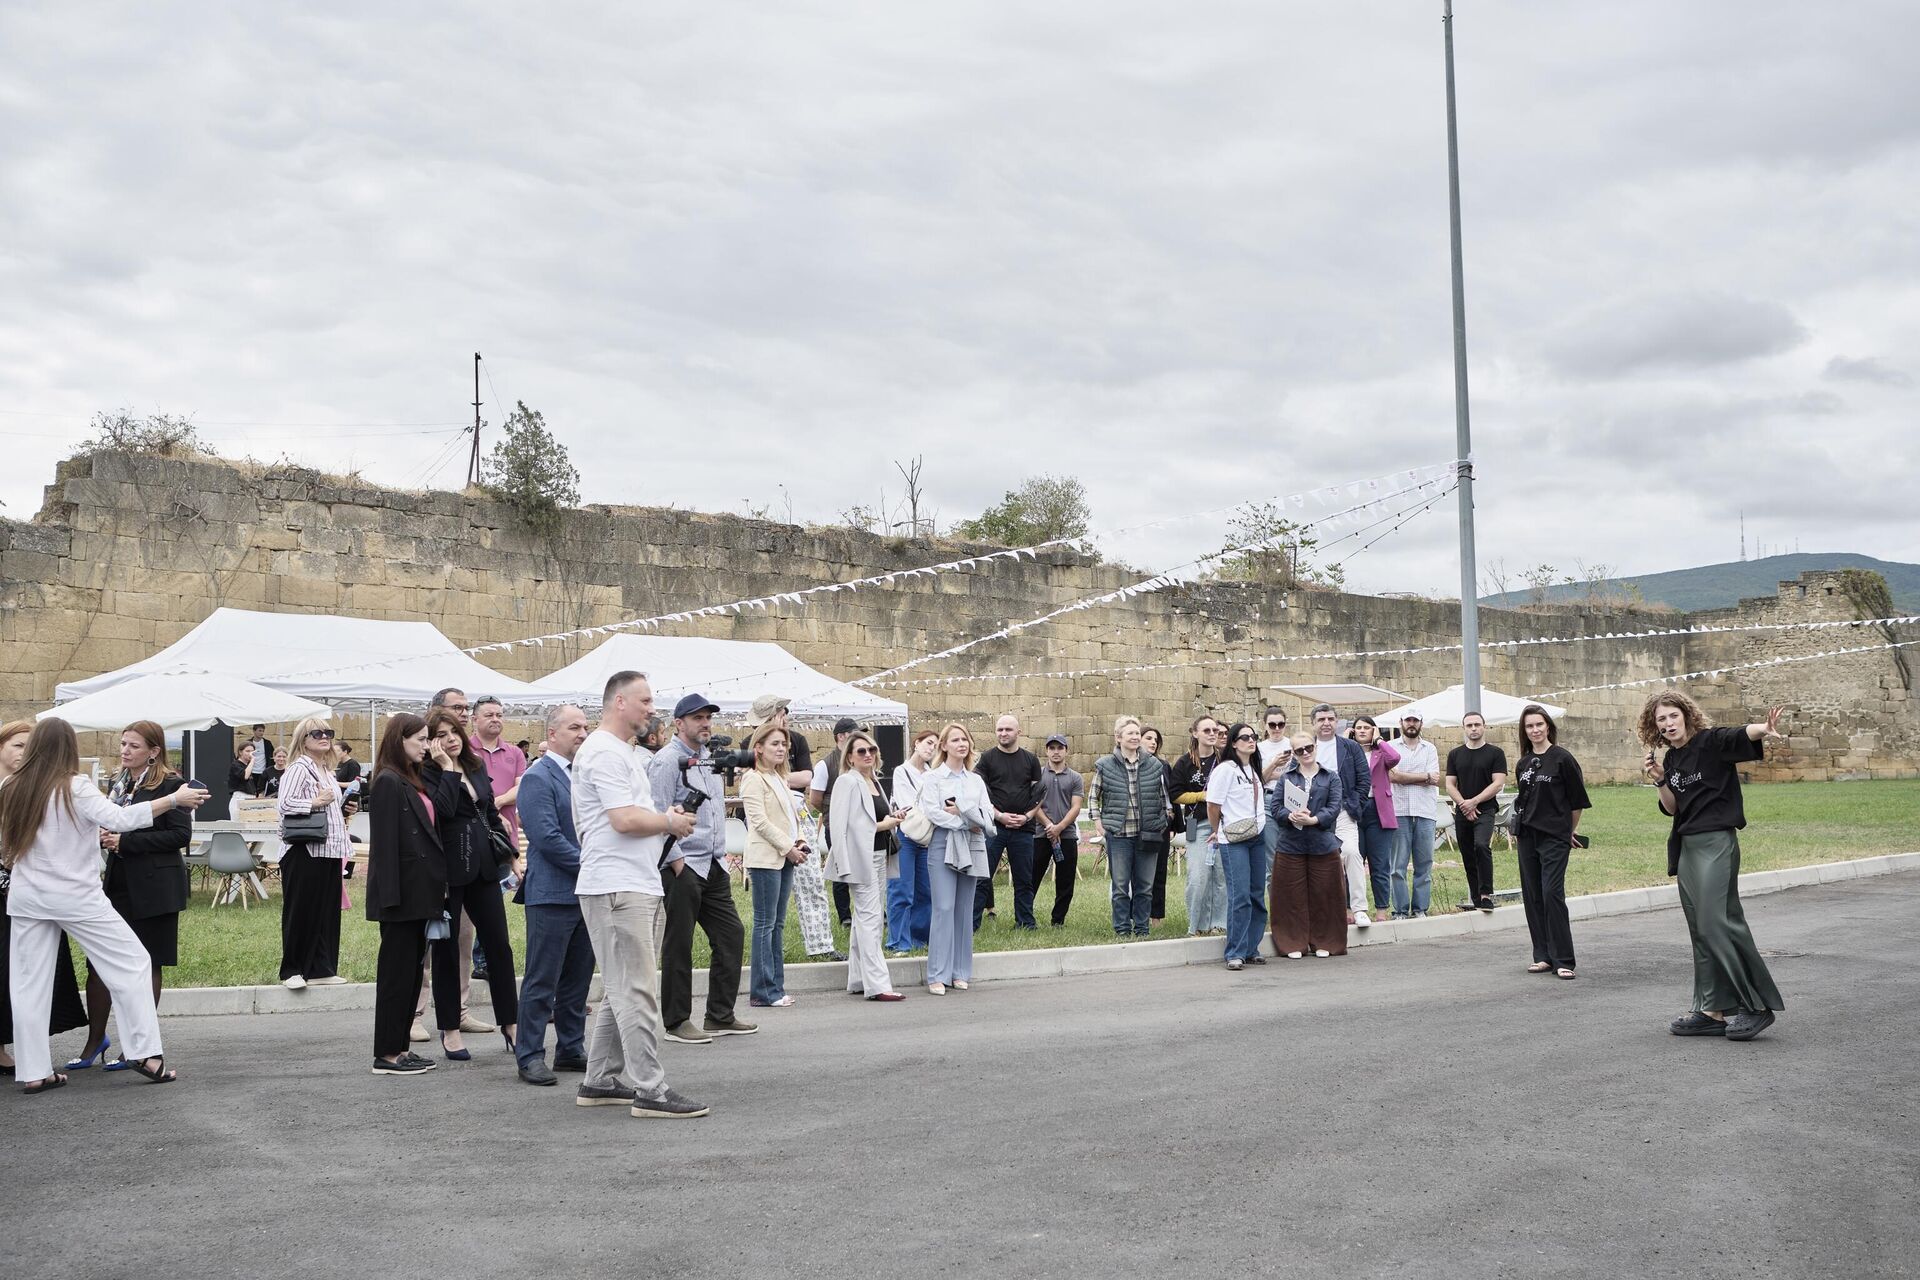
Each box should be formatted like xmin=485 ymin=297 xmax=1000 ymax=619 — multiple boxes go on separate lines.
xmin=1443 ymin=0 xmax=1482 ymax=714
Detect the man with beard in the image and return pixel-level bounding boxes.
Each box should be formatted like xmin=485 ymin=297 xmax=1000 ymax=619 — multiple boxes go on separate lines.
xmin=1387 ymin=711 xmax=1441 ymax=919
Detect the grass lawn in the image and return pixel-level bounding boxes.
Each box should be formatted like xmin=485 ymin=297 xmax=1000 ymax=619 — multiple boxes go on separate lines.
xmin=152 ymin=780 xmax=1918 ymax=988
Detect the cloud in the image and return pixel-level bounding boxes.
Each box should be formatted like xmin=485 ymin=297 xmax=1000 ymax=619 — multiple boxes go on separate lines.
xmin=1824 ymin=355 xmax=1914 ymax=387
xmin=1539 ymin=293 xmax=1809 ymax=378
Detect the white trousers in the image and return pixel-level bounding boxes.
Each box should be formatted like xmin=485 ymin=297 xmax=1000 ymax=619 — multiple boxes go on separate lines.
xmin=10 ymin=905 xmax=161 ymax=1083
xmin=845 ymin=853 xmax=893 ymax=996
xmin=1336 ymin=812 xmax=1369 ymax=914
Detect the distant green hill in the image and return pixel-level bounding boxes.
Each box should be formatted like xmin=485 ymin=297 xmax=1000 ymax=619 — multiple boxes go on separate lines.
xmin=1482 ymin=554 xmax=1920 ymax=614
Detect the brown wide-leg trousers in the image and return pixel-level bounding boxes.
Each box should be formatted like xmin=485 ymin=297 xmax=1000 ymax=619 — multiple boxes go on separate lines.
xmin=1270 ymin=851 xmax=1348 ymax=956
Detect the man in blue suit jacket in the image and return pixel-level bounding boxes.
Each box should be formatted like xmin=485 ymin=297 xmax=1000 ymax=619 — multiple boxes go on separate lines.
xmin=1311 ymin=703 xmax=1377 ymax=929
xmin=514 ymin=705 xmax=593 ymax=1086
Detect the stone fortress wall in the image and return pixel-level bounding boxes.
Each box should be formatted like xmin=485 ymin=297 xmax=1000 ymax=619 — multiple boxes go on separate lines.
xmin=2 ymin=450 xmax=1912 ymax=783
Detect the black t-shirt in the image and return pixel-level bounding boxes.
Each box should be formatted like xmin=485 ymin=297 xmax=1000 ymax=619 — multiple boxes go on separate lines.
xmin=1446 ymin=743 xmax=1508 ymax=805
xmin=1514 ymin=745 xmax=1590 ymax=837
xmin=975 ymin=747 xmax=1042 ymax=818
xmin=335 ymin=758 xmax=363 ymax=785
xmin=1661 ymin=727 xmax=1763 ymax=837
xmin=788 ymin=730 xmax=814 ymax=775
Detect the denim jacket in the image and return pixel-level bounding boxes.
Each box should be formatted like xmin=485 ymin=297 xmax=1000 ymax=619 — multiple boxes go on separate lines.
xmin=1268 ymin=765 xmax=1344 ymax=855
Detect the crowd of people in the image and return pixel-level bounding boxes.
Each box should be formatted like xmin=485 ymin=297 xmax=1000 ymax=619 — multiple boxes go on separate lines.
xmin=0 ymin=679 xmax=1791 ymax=1101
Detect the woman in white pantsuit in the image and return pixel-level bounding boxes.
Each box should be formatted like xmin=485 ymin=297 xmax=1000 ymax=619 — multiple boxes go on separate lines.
xmin=1 ymin=718 xmax=207 ymax=1094
xmin=917 ymin=724 xmax=993 ymax=997
xmin=827 ymin=732 xmax=905 ymax=1001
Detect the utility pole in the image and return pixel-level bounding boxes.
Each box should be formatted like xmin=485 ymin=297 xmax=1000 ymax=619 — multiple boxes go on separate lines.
xmin=1443 ymin=1 xmax=1481 ymax=715
xmin=467 ymin=352 xmax=484 ymax=488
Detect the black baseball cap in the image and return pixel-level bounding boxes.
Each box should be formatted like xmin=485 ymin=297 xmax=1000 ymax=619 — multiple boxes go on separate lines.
xmin=673 ymin=693 xmax=721 ymax=719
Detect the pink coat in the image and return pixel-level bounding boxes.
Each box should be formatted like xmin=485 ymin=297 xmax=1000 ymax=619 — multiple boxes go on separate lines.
xmin=1364 ymin=741 xmax=1401 ymax=828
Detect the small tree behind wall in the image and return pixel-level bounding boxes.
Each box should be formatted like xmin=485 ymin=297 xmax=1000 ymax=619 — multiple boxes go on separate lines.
xmin=482 ymin=400 xmax=580 ymax=535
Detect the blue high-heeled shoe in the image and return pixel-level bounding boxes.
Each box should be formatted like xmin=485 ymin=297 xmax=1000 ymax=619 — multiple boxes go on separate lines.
xmin=440 ymin=1032 xmax=471 ymax=1062
xmin=65 ymin=1034 xmax=110 ymax=1070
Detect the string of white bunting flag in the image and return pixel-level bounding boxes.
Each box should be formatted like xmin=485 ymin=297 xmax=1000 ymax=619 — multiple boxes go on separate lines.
xmin=855 ymin=614 xmax=1920 ymax=691
xmin=851 ymin=473 xmax=1459 ymax=686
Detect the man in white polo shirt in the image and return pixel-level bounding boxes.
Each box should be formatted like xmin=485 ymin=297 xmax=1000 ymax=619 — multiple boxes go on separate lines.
xmin=572 ymin=669 xmax=706 ymax=1120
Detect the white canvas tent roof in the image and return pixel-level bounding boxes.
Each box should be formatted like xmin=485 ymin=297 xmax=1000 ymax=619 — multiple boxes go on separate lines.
xmin=1385 ymin=684 xmax=1567 ymax=728
xmin=43 ymin=672 xmax=333 ymax=732
xmin=55 ymin=608 xmax=554 ymax=711
xmin=534 ymin=635 xmax=908 ymax=726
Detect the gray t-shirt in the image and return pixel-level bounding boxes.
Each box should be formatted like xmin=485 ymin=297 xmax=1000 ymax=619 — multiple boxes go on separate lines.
xmin=1039 ymin=766 xmax=1085 ymax=831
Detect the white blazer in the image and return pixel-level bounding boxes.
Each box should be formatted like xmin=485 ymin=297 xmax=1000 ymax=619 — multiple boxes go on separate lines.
xmin=825 ymin=771 xmax=891 ymax=885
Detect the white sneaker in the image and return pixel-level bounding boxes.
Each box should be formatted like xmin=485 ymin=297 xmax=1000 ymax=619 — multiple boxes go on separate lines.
xmin=1314 ymin=949 xmax=1331 ymax=958
xmin=307 ymin=975 xmax=349 ymax=986
xmin=1354 ymin=911 xmax=1371 ymax=928
xmin=282 ymin=975 xmax=307 ymax=990
xmin=1285 ymin=951 xmax=1303 ymax=959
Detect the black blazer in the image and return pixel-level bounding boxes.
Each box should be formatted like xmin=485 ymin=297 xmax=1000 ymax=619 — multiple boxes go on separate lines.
xmin=366 ymin=770 xmax=449 ymax=924
xmin=422 ymin=762 xmax=510 ymax=889
xmin=104 ymin=774 xmax=191 ymax=920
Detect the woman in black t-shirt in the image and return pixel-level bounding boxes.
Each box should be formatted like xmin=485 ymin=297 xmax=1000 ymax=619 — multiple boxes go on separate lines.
xmin=1513 ymin=705 xmax=1589 ymax=980
xmin=1639 ymin=691 xmax=1787 ymax=1042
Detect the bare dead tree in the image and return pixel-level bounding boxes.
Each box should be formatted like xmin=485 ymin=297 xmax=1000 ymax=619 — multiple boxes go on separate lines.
xmin=894 ymin=455 xmax=931 ymax=536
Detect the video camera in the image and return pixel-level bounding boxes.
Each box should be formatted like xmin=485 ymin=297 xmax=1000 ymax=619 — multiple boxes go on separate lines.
xmin=703 ymin=733 xmax=755 ymax=785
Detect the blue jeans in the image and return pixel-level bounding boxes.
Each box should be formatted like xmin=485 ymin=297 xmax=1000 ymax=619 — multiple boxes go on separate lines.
xmin=1219 ymin=835 xmax=1272 ymax=961
xmin=1358 ymin=808 xmax=1396 ymax=912
xmin=976 ymin=825 xmax=1040 ymax=930
xmin=927 ymin=847 xmax=976 ymax=986
xmin=887 ymin=835 xmax=932 ymax=951
xmin=1106 ymin=833 xmax=1158 ymax=935
xmin=516 ymin=902 xmax=595 ymax=1070
xmin=748 ymin=864 xmax=795 ymax=1004
xmin=1185 ymin=817 xmax=1229 ymax=934
xmin=1391 ymin=815 xmax=1435 ymax=917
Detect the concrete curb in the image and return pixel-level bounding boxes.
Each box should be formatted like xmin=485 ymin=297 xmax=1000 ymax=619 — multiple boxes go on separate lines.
xmin=157 ymin=850 xmax=1920 ymax=1017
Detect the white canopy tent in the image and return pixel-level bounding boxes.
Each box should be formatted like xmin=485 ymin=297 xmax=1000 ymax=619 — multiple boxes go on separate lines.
xmin=55 ymin=607 xmax=555 ymax=711
xmin=534 ymin=635 xmax=909 ymax=726
xmin=1385 ymin=684 xmax=1567 ymax=728
xmin=42 ymin=672 xmax=332 ymax=732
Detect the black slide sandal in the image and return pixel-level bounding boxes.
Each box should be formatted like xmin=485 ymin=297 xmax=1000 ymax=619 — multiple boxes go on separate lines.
xmin=130 ymin=1056 xmax=177 ymax=1084
xmin=22 ymin=1072 xmax=68 ymax=1095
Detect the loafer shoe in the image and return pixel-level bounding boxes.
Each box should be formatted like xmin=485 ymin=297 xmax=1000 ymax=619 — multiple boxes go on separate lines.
xmin=664 ymin=1021 xmax=712 ymax=1045
xmin=705 ymin=1017 xmax=758 ymax=1036
xmin=1669 ymin=1011 xmax=1727 ymax=1037
xmin=632 ymin=1087 xmax=709 ymax=1119
xmin=1725 ymin=1009 xmax=1776 ymax=1042
xmin=576 ymin=1082 xmax=638 ymax=1107
xmin=552 ymin=1056 xmax=588 ymax=1072
xmin=459 ymin=1014 xmax=497 ymax=1034
xmin=518 ymin=1062 xmax=558 ymax=1086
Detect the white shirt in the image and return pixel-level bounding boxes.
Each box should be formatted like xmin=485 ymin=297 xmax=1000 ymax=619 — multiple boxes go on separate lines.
xmin=630 ymin=743 xmax=655 ymax=772
xmin=573 ymin=729 xmax=666 ymax=897
xmin=1257 ymin=740 xmax=1288 ymax=792
xmin=1314 ymin=736 xmax=1338 ymax=769
xmin=810 ymin=760 xmax=829 ymax=794
xmin=3 ymin=775 xmax=157 ymax=919
xmin=1389 ymin=738 xmax=1441 ymax=820
xmin=1204 ymin=759 xmax=1266 ymax=835
xmin=889 ymin=761 xmax=926 ymax=811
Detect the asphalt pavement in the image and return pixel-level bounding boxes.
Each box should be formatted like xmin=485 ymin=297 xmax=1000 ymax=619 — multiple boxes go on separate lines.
xmin=6 ymin=872 xmax=1916 ymax=1280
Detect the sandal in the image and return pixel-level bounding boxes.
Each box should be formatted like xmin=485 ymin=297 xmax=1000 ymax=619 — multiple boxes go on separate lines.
xmin=130 ymin=1056 xmax=177 ymax=1084
xmin=1555 ymin=968 xmax=1577 ymax=980
xmin=1526 ymin=962 xmax=1551 ymax=973
xmin=23 ymin=1072 xmax=69 ymax=1095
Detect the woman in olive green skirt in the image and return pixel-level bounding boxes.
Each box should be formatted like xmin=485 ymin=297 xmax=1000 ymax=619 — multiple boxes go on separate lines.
xmin=1639 ymin=692 xmax=1786 ymax=1042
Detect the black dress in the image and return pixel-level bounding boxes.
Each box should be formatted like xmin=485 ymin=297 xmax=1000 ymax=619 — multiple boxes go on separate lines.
xmin=0 ymin=867 xmax=88 ymax=1041
xmin=103 ymin=773 xmax=192 ymax=969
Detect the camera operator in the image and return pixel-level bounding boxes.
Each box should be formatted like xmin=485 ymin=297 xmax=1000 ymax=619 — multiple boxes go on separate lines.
xmin=646 ymin=693 xmax=754 ymax=1045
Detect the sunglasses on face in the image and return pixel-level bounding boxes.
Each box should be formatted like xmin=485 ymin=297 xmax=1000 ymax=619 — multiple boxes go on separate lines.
xmin=1292 ymin=747 xmax=1315 ymax=756
xmin=1266 ymin=722 xmax=1286 ymax=730
xmin=851 ymin=746 xmax=875 ymax=758
xmin=307 ymin=729 xmax=336 ymax=740
xmin=1234 ymin=733 xmax=1256 ymax=743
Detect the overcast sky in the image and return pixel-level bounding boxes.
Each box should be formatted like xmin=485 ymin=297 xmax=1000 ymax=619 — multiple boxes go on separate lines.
xmin=3 ymin=2 xmax=1915 ymax=600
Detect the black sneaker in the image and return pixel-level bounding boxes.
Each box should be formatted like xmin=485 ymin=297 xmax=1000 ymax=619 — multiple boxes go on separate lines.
xmin=1669 ymin=1011 xmax=1727 ymax=1037
xmin=372 ymin=1054 xmax=436 ymax=1076
xmin=1247 ymin=955 xmax=1268 ymax=965
xmin=631 ymin=1087 xmax=710 ymax=1119
xmin=471 ymin=967 xmax=490 ymax=982
xmin=518 ymin=1061 xmax=558 ymax=1086
xmin=1725 ymin=1009 xmax=1776 ymax=1042
xmin=576 ymin=1082 xmax=638 ymax=1107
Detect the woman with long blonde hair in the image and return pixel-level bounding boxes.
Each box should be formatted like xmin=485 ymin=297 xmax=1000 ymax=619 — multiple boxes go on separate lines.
xmin=1 ymin=718 xmax=206 ymax=1093
xmin=0 ymin=720 xmax=87 ymax=1077
xmin=71 ymin=719 xmax=194 ymax=1071
xmin=916 ymin=723 xmax=993 ymax=996
xmin=277 ymin=715 xmax=351 ymax=990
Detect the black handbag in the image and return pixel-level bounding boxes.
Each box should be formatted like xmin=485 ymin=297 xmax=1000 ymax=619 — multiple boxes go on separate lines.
xmin=280 ymin=810 xmax=328 ymax=843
